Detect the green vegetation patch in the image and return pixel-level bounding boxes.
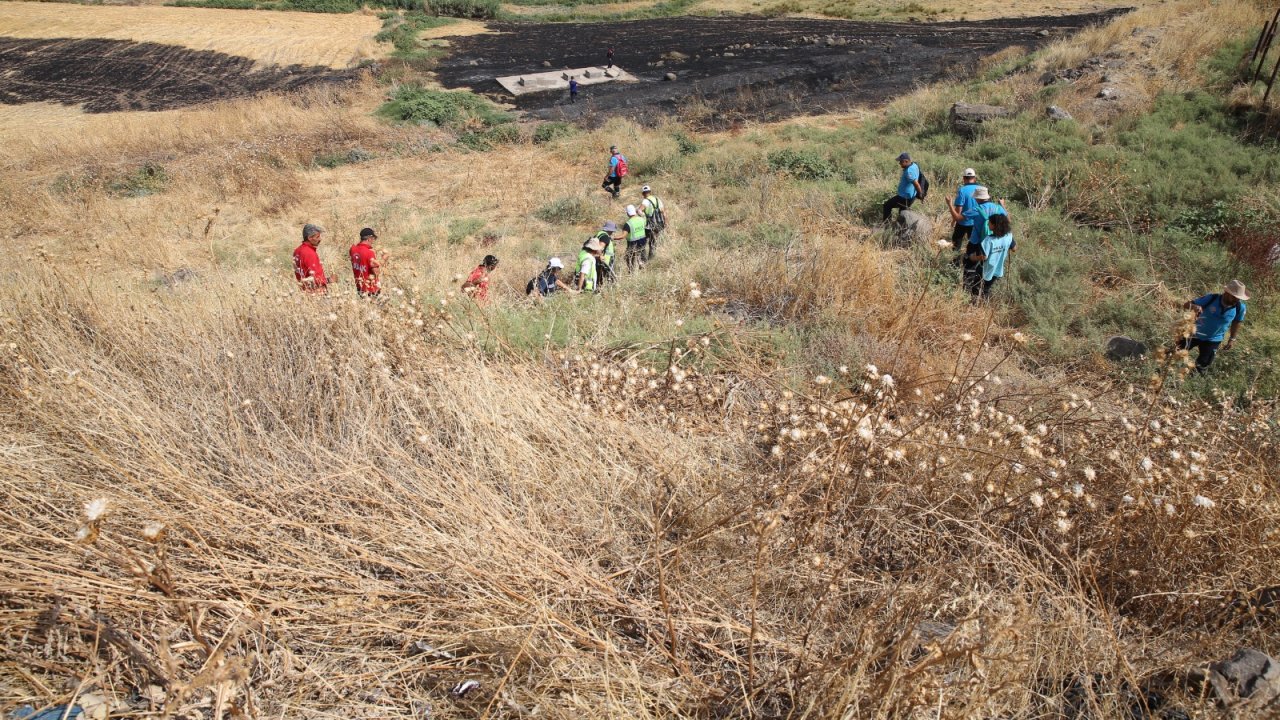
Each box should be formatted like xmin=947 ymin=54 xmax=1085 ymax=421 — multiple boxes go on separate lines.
xmin=377 ymin=85 xmax=512 ymax=130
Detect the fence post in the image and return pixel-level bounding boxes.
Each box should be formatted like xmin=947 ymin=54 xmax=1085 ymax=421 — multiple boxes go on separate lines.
xmin=1253 ymin=8 xmax=1280 ymax=84
xmin=1264 ymin=49 xmax=1280 ymax=104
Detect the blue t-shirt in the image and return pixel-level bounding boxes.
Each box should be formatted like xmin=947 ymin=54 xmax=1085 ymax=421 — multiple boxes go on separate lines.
xmin=569 ymin=80 xmax=579 ymax=92
xmin=966 ymin=202 xmax=1007 ymax=245
xmin=898 ymin=163 xmax=920 ymax=200
xmin=953 ymin=183 xmax=979 ymax=227
xmin=608 ymin=154 xmax=625 ymax=177
xmin=1192 ymin=294 xmax=1246 ymax=342
xmin=980 ymin=233 xmax=1014 ymax=282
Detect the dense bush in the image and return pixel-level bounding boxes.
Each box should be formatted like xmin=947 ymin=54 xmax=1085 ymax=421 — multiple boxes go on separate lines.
xmin=378 ymin=85 xmax=511 ymax=129
xmin=425 ymin=0 xmax=499 ymax=18
xmin=532 ymin=122 xmax=576 ymax=144
xmin=766 ymin=148 xmax=839 ymax=180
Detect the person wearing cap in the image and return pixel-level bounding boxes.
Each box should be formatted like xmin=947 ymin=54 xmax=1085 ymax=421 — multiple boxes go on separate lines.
xmin=961 ymin=187 xmax=1008 ymax=295
xmin=592 ymin=221 xmax=620 ymax=285
xmin=623 ymin=204 xmax=648 ymax=272
xmin=601 ymin=146 xmax=626 ymax=198
xmin=576 ymin=239 xmax=604 ymax=292
xmin=293 ymin=223 xmax=328 ymax=293
xmin=965 ymin=213 xmax=1014 ymax=299
xmin=882 ymin=152 xmax=923 ymax=221
xmin=641 ymin=185 xmax=666 ymax=262
xmin=527 ymin=257 xmax=576 ymax=297
xmin=568 ymin=76 xmax=579 ymax=104
xmin=949 ymin=168 xmax=981 ymax=251
xmin=349 ymin=227 xmax=382 ymax=297
xmin=1178 ymin=280 xmax=1249 ymax=373
xmin=462 ymin=254 xmax=499 ymax=303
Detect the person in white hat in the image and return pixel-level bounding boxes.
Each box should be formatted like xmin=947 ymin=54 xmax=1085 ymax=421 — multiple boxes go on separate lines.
xmin=576 ymin=239 xmax=605 ymax=293
xmin=526 ymin=257 xmax=576 ymax=297
xmin=949 ymin=168 xmax=981 ymax=251
xmin=640 ymin=185 xmax=667 ymax=262
xmin=623 ymin=204 xmax=648 ymax=272
xmin=1178 ymin=280 xmax=1249 ymax=373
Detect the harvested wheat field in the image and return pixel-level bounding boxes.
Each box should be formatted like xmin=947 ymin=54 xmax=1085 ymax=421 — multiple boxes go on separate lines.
xmin=1 ymin=0 xmax=1278 ymax=718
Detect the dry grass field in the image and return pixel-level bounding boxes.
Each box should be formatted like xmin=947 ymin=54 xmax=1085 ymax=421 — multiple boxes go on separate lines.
xmin=0 ymin=1 xmax=386 ymax=68
xmin=1 ymin=0 xmax=1278 ymax=718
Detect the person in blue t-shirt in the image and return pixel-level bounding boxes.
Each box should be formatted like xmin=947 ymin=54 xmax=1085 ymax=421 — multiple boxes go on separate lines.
xmin=601 ymin=145 xmax=625 ymax=198
xmin=569 ymin=77 xmax=579 ymax=104
xmin=965 ymin=213 xmax=1015 ymax=299
xmin=881 ymin=152 xmax=924 ymax=221
xmin=1178 ymin=280 xmax=1249 ymax=373
xmin=949 ymin=167 xmax=981 ymax=251
xmin=961 ymin=186 xmax=1007 ymax=295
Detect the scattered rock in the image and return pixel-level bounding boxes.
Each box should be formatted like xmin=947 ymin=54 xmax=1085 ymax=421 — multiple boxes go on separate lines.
xmin=722 ymin=52 xmax=735 ymax=57
xmin=1105 ymin=335 xmax=1147 ymax=361
xmin=468 ymin=59 xmax=478 ymax=66
xmin=1046 ymin=105 xmax=1073 ymax=121
xmin=541 ymin=60 xmax=551 ymax=67
xmin=1207 ymin=649 xmax=1280 ymax=709
xmin=664 ymin=72 xmax=677 ymax=81
xmin=950 ymin=102 xmax=1013 ymax=136
xmin=1098 ymin=87 xmax=1119 ymax=99
xmin=1037 ymin=29 xmax=1051 ymax=37
xmin=894 ymin=209 xmax=934 ymax=246
xmin=158 ymin=267 xmax=199 ymax=288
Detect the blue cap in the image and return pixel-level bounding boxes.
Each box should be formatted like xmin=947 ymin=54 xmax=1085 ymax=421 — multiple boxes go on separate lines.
xmin=601 ymin=221 xmax=619 ymax=232
xmin=896 ymin=152 xmax=911 ymax=162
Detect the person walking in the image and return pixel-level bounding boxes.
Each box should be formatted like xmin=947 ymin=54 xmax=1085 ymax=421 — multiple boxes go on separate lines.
xmin=293 ymin=223 xmax=327 ymax=293
xmin=1177 ymin=280 xmax=1249 ymax=373
xmin=594 ymin=221 xmax=619 ymax=285
xmin=576 ymin=239 xmax=604 ymax=293
xmin=569 ymin=76 xmax=579 ymax=104
xmin=462 ymin=254 xmax=499 ymax=303
xmin=965 ymin=213 xmax=1015 ymax=299
xmin=349 ymin=227 xmax=382 ymax=297
xmin=961 ymin=186 xmax=1007 ymax=295
xmin=606 ymin=46 xmax=615 ymax=68
xmin=949 ymin=168 xmax=981 ymax=251
xmin=623 ymin=205 xmax=647 ymax=272
xmin=882 ymin=152 xmax=924 ymax=221
xmin=640 ymin=185 xmax=666 ymax=262
xmin=527 ymin=257 xmax=576 ymax=297
xmin=601 ymin=146 xmax=627 ymax=198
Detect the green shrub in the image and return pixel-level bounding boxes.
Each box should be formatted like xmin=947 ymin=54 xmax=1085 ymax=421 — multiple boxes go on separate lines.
xmin=170 ymin=0 xmax=257 ymax=8
xmin=314 ymin=148 xmax=374 ymax=169
xmin=766 ymin=148 xmax=838 ymax=180
xmin=535 ymin=196 xmax=595 ymax=225
xmin=533 ymin=122 xmax=576 ymax=144
xmin=108 ymin=162 xmax=169 ymax=198
xmin=426 ymin=0 xmax=499 ymax=19
xmin=280 ymin=0 xmax=360 ymax=12
xmin=672 ymin=131 xmax=701 ymax=155
xmin=447 ymin=217 xmax=485 ymax=245
xmin=378 ymin=85 xmax=511 ymax=130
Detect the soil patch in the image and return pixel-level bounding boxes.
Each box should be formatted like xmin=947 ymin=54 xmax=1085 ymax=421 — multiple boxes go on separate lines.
xmin=434 ymin=11 xmax=1129 ymax=125
xmin=0 ymin=37 xmax=356 ymax=113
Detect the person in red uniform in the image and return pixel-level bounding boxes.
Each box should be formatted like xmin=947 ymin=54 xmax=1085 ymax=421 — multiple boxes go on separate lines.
xmin=349 ymin=227 xmax=381 ymax=297
xmin=461 ymin=254 xmax=499 ymax=303
xmin=293 ymin=223 xmax=327 ymax=293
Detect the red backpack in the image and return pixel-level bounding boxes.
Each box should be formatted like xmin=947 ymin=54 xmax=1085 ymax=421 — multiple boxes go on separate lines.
xmin=615 ymin=155 xmax=628 ymax=178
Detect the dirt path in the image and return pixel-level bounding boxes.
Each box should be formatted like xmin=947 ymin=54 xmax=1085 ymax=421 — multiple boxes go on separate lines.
xmin=434 ymin=11 xmax=1128 ymax=125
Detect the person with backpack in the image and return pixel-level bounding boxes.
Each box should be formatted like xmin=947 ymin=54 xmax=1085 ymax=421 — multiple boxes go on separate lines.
xmin=965 ymin=213 xmax=1015 ymax=300
xmin=526 ymin=257 xmax=576 ymax=298
xmin=949 ymin=168 xmax=981 ymax=251
xmin=595 ymin=221 xmax=619 ymax=285
xmin=961 ymin=186 xmax=1007 ymax=295
xmin=623 ymin=205 xmax=647 ymax=272
xmin=601 ymin=146 xmax=627 ymax=198
xmin=576 ymin=239 xmax=605 ymax=293
xmin=882 ymin=152 xmax=927 ymax=221
xmin=640 ymin=185 xmax=666 ymax=262
xmin=1177 ymin=280 xmax=1249 ymax=373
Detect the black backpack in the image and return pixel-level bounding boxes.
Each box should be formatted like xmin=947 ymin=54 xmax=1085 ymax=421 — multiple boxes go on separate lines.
xmin=913 ymin=163 xmax=930 ymax=201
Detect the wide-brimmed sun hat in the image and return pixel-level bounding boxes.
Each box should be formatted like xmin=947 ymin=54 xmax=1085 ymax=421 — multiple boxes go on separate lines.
xmin=548 ymin=257 xmax=564 ymax=269
xmin=601 ymin=220 xmax=619 ymax=232
xmin=585 ymin=238 xmax=605 ymax=252
xmin=973 ymin=186 xmax=991 ymax=201
xmin=1225 ymin=279 xmax=1250 ymax=300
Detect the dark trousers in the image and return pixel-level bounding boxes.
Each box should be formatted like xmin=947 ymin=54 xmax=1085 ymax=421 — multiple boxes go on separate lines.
xmin=882 ymin=195 xmax=914 ymax=221
xmin=625 ymin=239 xmax=647 ymax=271
xmin=570 ymin=91 xmax=578 ymax=104
xmin=951 ymin=224 xmax=973 ymax=250
xmin=1178 ymin=337 xmax=1222 ymax=371
xmin=602 ymin=176 xmax=621 ymax=196
xmin=644 ymin=228 xmax=660 ymax=261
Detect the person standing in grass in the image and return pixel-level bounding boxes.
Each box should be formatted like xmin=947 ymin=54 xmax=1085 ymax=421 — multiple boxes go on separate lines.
xmin=594 ymin=221 xmax=620 ymax=285
xmin=576 ymin=239 xmax=604 ymax=293
xmin=293 ymin=223 xmax=327 ymax=293
xmin=462 ymin=254 xmax=499 ymax=303
xmin=623 ymin=204 xmax=647 ymax=272
xmin=965 ymin=213 xmax=1015 ymax=299
xmin=349 ymin=227 xmax=381 ymax=298
xmin=1177 ymin=280 xmax=1249 ymax=373
xmin=569 ymin=76 xmax=579 ymax=104
xmin=949 ymin=168 xmax=981 ymax=252
xmin=882 ymin=152 xmax=924 ymax=221
xmin=962 ymin=187 xmax=1007 ymax=295
xmin=601 ymin=146 xmax=627 ymax=198
xmin=641 ymin=184 xmax=666 ymax=262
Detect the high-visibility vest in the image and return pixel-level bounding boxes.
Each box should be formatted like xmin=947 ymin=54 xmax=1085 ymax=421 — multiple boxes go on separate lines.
xmin=577 ymin=249 xmax=597 ymax=290
xmin=595 ymin=231 xmax=615 ymax=264
xmin=626 ymin=215 xmax=646 ymax=241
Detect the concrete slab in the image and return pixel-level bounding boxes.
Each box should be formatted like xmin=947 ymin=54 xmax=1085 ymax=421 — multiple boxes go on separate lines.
xmin=496 ymin=66 xmax=636 ymax=96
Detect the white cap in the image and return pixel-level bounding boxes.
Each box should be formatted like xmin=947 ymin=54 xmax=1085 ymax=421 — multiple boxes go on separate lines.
xmin=548 ymin=257 xmax=564 ymax=269
xmin=641 ymin=185 xmax=652 ymax=193
xmin=625 ymin=204 xmax=637 ymax=216
xmin=962 ymin=168 xmax=976 ymax=178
